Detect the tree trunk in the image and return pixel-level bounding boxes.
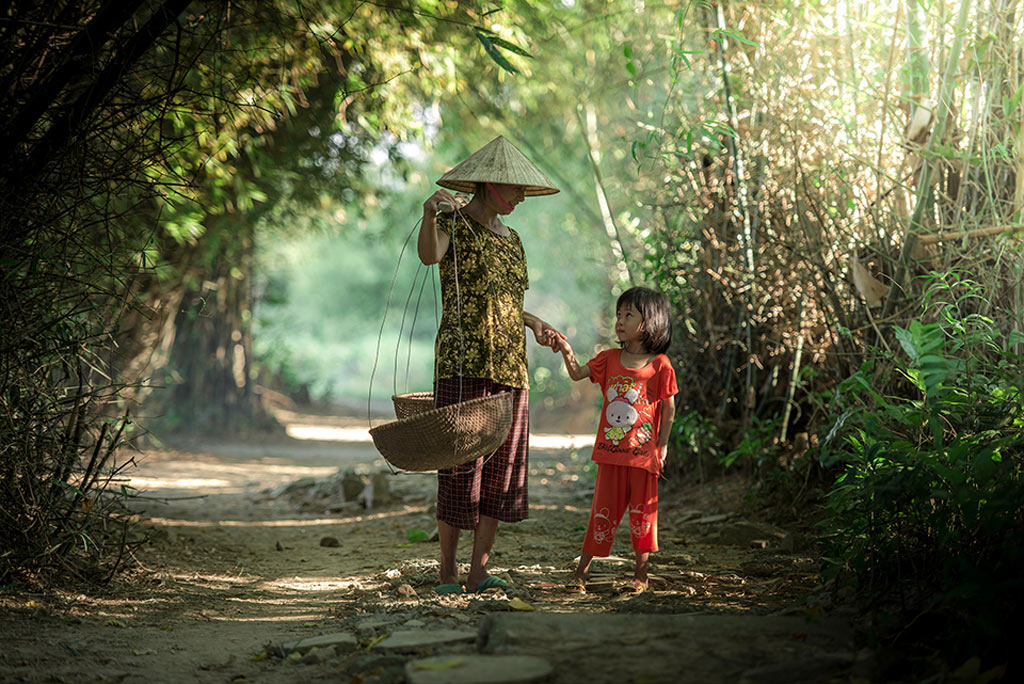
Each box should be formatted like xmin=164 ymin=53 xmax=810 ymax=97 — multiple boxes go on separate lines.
xmin=163 ymin=214 xmax=271 ymax=433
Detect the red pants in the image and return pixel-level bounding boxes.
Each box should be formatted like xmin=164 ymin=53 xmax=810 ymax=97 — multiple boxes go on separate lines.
xmin=581 ymin=464 xmax=659 ymax=556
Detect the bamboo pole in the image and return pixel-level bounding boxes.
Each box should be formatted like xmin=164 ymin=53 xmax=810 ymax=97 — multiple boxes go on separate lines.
xmin=709 ymin=1 xmax=757 ymax=425
xmin=881 ymin=0 xmax=974 ymax=320
xmin=917 ymin=224 xmax=1024 ymax=243
xmin=577 ymin=103 xmax=633 ymax=285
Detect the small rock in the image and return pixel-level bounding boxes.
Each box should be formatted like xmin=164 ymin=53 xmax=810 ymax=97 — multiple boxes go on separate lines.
xmin=281 ymin=632 xmax=358 ymax=654
xmin=402 ymin=618 xmax=425 ymax=628
xmin=397 ymin=584 xmax=418 ymax=598
xmin=694 ymin=513 xmax=730 ymax=525
xmin=275 ymin=540 xmax=284 ymax=551
xmin=319 ymin=536 xmax=340 ymax=548
xmin=673 ymin=510 xmax=704 ymax=523
xmin=347 ymin=654 xmax=407 ymax=675
xmin=301 ymin=648 xmax=323 ymax=665
xmin=376 ymin=629 xmax=477 ymax=652
xmin=406 ymin=654 xmax=553 ymax=684
xmin=750 ymin=539 xmax=769 ymax=549
xmin=272 ymin=477 xmax=317 ymax=497
xmin=356 ymin=616 xmax=395 ymax=634
xmin=342 ymin=473 xmax=366 ymax=501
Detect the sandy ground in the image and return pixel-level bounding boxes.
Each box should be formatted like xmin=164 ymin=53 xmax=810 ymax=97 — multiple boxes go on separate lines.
xmin=0 ymin=409 xmax=845 ymax=683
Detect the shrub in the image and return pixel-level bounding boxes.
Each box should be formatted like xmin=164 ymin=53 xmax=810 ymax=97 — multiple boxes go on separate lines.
xmin=816 ymin=277 xmax=1024 ymax=660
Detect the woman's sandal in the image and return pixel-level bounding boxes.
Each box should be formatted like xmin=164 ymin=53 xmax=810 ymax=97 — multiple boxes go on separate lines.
xmin=564 ymin=577 xmax=587 ymax=594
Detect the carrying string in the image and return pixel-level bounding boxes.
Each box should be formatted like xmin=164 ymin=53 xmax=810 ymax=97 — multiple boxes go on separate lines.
xmin=367 ymin=206 xmax=512 ymax=476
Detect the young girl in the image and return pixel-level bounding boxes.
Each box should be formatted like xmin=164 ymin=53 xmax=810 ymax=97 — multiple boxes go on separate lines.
xmin=557 ymin=287 xmax=677 ymax=594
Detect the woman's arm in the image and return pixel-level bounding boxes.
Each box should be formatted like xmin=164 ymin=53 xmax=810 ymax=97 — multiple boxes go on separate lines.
xmin=418 ymin=190 xmax=457 ymax=265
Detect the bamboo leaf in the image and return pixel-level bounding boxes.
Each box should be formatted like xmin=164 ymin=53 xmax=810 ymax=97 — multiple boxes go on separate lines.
xmin=483 ymin=32 xmax=533 ymax=58
xmin=711 ymin=27 xmax=759 ymax=47
xmin=474 ymin=29 xmax=519 ymax=74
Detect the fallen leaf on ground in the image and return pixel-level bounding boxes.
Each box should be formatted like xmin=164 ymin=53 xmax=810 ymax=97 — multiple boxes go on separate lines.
xmin=103 ymin=619 xmax=126 ymax=628
xmin=508 ymin=597 xmax=534 ymax=611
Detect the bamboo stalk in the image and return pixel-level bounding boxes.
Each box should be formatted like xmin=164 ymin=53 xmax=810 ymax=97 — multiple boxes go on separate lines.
xmin=576 ymin=104 xmax=633 ymax=285
xmin=882 ymin=0 xmax=974 ymax=319
xmin=780 ymin=305 xmax=805 ymax=444
xmin=917 ymin=224 xmax=1024 ymax=243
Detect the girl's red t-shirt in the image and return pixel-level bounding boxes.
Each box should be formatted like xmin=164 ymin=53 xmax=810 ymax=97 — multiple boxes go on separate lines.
xmin=586 ymin=349 xmax=678 ymax=475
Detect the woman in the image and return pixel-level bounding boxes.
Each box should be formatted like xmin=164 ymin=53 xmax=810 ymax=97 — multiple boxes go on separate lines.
xmin=417 ymin=135 xmax=562 ymax=594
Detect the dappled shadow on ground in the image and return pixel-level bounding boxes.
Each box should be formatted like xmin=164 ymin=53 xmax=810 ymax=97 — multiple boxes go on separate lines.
xmin=0 ymin=413 xmax=844 ymax=683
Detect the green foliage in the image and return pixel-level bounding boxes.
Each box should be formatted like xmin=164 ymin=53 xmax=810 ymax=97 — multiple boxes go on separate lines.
xmin=816 ymin=275 xmax=1024 ymax=656
xmin=253 ymin=145 xmax=611 ymax=408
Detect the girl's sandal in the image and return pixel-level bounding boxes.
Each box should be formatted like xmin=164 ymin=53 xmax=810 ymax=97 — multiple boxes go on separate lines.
xmin=564 ymin=577 xmax=587 ymax=594
xmin=617 ymin=579 xmax=648 ymax=594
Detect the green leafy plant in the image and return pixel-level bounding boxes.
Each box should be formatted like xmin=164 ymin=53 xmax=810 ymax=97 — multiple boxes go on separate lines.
xmin=816 ymin=276 xmax=1024 ymax=660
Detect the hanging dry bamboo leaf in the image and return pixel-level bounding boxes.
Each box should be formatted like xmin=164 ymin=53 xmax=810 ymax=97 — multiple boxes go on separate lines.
xmin=850 ymin=253 xmax=890 ymax=308
xmin=904 ymin=98 xmax=935 ymax=146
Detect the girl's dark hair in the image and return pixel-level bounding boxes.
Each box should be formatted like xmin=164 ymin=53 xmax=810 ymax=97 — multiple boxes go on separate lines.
xmin=617 ymin=286 xmax=672 ymax=354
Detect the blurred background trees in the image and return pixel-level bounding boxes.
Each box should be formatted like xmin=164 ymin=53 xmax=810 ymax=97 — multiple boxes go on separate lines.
xmin=2 ymin=0 xmax=1022 ymax=670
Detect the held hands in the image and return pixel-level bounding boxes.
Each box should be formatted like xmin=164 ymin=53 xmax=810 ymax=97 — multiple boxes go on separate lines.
xmin=529 ymin=319 xmax=564 ymax=352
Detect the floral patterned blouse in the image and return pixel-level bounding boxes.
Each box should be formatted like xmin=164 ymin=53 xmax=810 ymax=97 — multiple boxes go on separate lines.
xmin=434 ymin=212 xmax=529 ymax=389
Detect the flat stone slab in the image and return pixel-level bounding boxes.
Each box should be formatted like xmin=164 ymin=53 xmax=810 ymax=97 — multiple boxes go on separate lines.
xmin=376 ymin=628 xmax=477 ymax=652
xmin=281 ymin=631 xmax=357 ymax=654
xmin=479 ymin=613 xmax=853 ymax=684
xmin=406 ymin=654 xmax=553 ymax=684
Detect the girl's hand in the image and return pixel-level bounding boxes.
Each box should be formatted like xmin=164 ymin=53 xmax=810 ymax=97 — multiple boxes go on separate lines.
xmin=658 ymin=444 xmax=668 ymax=471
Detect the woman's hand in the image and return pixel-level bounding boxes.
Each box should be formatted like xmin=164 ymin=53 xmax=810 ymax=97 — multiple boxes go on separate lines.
xmin=420 ymin=190 xmax=466 ymax=264
xmin=423 ymin=189 xmax=468 ymax=216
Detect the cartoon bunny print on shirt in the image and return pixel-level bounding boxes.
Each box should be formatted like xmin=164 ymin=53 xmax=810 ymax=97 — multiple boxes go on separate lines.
xmin=604 ymin=386 xmax=641 ymax=445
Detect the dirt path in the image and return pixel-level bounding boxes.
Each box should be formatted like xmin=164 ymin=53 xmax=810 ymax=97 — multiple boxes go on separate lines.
xmin=0 ymin=410 xmax=856 ymax=683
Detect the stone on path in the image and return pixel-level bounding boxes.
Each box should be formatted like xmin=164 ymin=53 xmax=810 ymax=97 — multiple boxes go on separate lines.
xmin=406 ymin=654 xmax=553 ymax=684
xmin=281 ymin=631 xmax=358 ymax=655
xmin=376 ymin=628 xmax=477 ymax=652
xmin=479 ymin=613 xmax=853 ymax=684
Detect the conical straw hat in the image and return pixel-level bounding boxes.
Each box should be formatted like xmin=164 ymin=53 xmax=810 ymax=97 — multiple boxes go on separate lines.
xmin=437 ymin=136 xmax=559 ymax=196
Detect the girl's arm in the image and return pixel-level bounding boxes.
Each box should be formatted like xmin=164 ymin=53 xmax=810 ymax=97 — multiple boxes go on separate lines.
xmin=657 ymin=395 xmax=676 ymax=471
xmin=558 ymin=338 xmax=591 ymax=381
xmin=418 ymin=190 xmax=457 ymax=264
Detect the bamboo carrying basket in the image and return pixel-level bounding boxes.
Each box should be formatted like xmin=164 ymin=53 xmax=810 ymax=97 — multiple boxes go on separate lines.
xmin=369 ymin=392 xmax=513 ymax=471
xmin=391 ymin=391 xmax=435 ymax=419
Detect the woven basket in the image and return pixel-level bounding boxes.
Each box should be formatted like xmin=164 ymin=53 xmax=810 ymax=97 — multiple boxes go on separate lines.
xmin=369 ymin=393 xmax=513 ymax=472
xmin=392 ymin=392 xmax=435 ymax=419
